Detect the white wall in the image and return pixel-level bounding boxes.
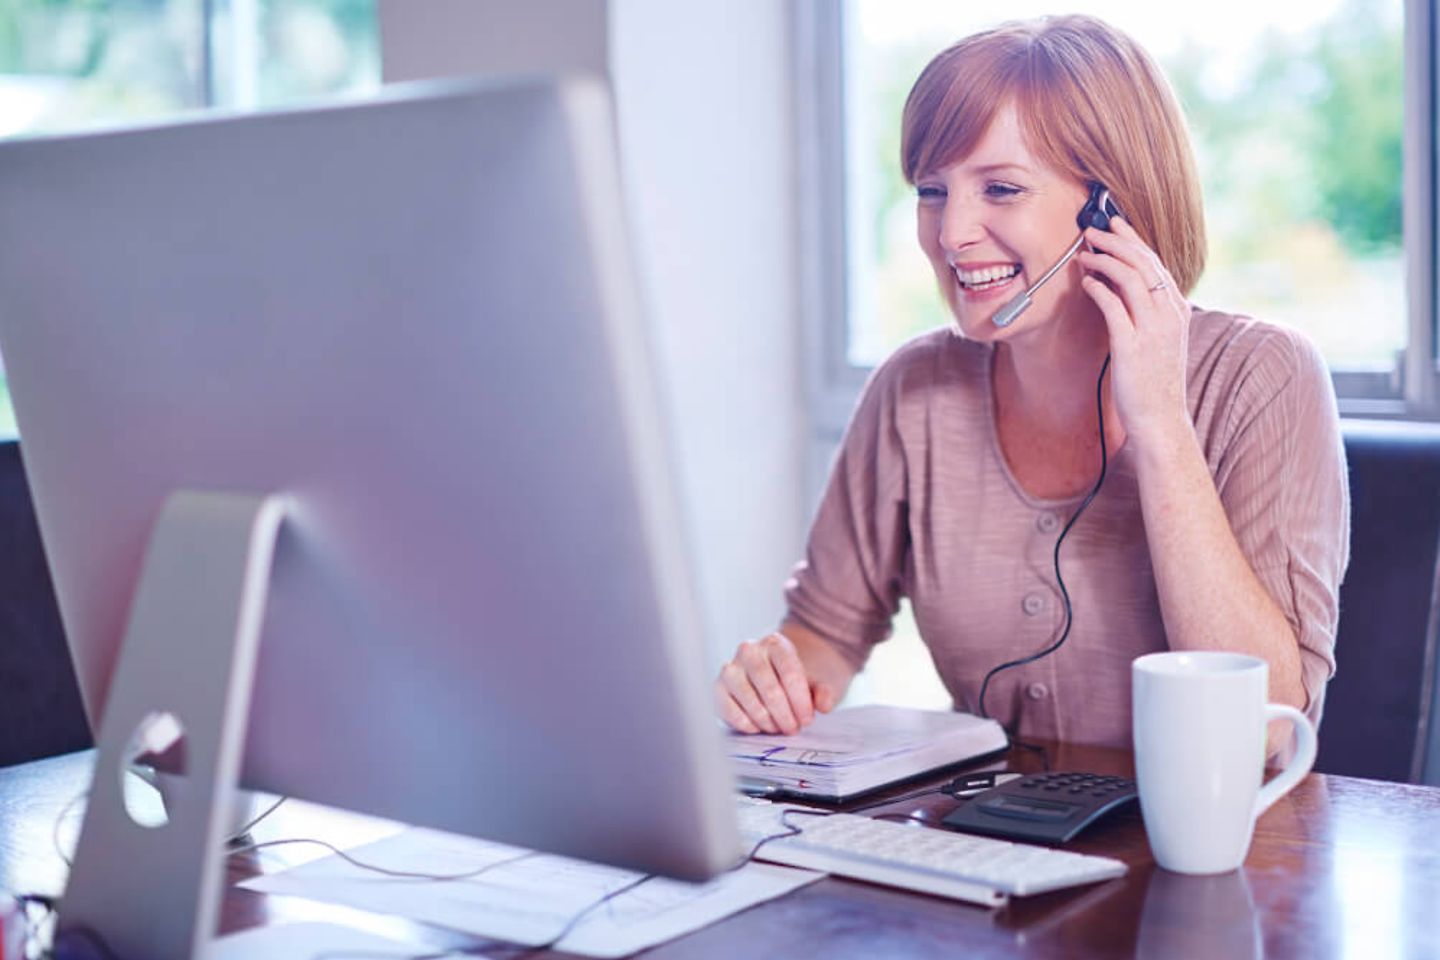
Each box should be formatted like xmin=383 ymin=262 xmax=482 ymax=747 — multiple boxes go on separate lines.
xmin=379 ymin=1 xmax=807 ymax=667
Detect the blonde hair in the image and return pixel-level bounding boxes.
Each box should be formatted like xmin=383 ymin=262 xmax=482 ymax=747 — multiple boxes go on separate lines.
xmin=900 ymin=15 xmax=1206 ymax=294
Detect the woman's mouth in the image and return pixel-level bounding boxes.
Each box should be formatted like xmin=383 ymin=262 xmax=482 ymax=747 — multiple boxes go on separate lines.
xmin=953 ymin=263 xmax=1022 ymax=293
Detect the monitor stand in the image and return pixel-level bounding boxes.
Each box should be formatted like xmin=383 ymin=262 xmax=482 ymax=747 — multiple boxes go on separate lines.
xmin=57 ymin=491 xmax=288 ymax=960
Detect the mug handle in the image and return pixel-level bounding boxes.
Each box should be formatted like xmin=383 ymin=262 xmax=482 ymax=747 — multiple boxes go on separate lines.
xmin=1253 ymin=703 xmax=1317 ymax=820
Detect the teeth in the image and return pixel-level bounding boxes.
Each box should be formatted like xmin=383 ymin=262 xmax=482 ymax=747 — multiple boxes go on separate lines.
xmin=954 ymin=264 xmax=1020 ymax=287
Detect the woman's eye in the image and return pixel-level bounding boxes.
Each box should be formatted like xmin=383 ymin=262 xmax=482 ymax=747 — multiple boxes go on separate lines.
xmin=985 ymin=182 xmax=1023 ymax=199
xmin=916 ymin=185 xmax=946 ymax=202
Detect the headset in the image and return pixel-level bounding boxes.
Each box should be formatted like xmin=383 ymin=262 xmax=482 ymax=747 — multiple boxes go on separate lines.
xmin=991 ymin=183 xmax=1120 ymax=329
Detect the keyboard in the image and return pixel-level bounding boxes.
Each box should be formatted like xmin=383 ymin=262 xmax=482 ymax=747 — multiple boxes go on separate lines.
xmin=735 ymin=796 xmax=1127 ymax=908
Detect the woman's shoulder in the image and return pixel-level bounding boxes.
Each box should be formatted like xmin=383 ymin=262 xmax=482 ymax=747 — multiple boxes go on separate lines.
xmin=1188 ymin=305 xmax=1329 ymax=395
xmin=864 ymin=326 xmax=988 ymax=397
xmin=1186 ymin=304 xmax=1334 ymax=436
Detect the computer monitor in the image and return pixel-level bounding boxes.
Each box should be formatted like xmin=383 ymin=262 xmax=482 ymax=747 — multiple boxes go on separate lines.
xmin=0 ymin=75 xmax=740 ymax=954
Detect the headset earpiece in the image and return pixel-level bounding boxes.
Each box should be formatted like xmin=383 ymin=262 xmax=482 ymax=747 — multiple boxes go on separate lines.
xmin=1077 ymin=183 xmax=1120 ymax=232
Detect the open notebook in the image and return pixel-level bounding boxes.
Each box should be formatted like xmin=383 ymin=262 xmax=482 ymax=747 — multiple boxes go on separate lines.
xmin=728 ymin=705 xmax=1009 ymax=801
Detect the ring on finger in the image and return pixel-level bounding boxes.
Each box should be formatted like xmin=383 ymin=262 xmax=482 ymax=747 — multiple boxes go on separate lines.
xmin=1147 ymin=278 xmax=1168 ymax=292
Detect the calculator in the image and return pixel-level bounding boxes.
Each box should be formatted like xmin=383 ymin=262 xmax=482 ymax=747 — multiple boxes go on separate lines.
xmin=940 ymin=771 xmax=1138 ymax=844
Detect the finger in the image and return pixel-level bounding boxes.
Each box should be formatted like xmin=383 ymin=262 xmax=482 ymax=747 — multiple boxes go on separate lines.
xmin=1092 ymin=218 xmax=1171 ymax=287
xmin=714 ymin=682 xmax=759 ymax=734
xmin=1081 ymin=274 xmax=1137 ymax=353
xmin=720 ymin=659 xmax=778 ymax=733
xmin=737 ymin=642 xmax=799 ymax=733
xmin=1077 ymin=249 xmax=1150 ymax=315
xmin=812 ymin=681 xmax=837 ymax=714
xmin=1083 ymin=227 xmax=1150 ymax=276
xmin=761 ymin=633 xmax=815 ymax=726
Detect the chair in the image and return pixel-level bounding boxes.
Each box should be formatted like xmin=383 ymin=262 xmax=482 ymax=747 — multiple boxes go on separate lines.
xmin=1316 ymin=419 xmax=1440 ymax=783
xmin=0 ymin=440 xmax=90 ymax=766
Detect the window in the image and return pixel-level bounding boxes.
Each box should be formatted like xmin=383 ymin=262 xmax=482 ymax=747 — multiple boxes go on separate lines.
xmin=0 ymin=0 xmax=381 ymax=439
xmin=797 ymin=0 xmax=1436 ymax=434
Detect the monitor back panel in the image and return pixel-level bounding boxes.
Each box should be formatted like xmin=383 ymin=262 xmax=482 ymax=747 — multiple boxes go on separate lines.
xmin=0 ymin=78 xmax=739 ymax=879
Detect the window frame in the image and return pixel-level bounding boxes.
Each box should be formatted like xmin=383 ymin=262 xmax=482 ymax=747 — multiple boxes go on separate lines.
xmin=792 ymin=0 xmax=1440 ymax=454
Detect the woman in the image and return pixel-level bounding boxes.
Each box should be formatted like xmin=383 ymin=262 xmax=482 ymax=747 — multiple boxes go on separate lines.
xmin=714 ymin=14 xmax=1350 ymax=755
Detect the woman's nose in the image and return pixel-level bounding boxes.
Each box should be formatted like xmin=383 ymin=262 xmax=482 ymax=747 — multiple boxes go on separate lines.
xmin=938 ymin=197 xmax=985 ymax=256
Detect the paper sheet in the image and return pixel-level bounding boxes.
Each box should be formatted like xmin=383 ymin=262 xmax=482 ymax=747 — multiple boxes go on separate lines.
xmin=212 ymin=921 xmax=464 ymax=959
xmin=240 ymin=828 xmax=822 ymax=958
xmin=729 ymin=704 xmax=995 ymax=767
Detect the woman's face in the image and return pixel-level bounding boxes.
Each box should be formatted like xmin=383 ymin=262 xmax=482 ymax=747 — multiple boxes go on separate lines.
xmin=915 ymin=104 xmax=1094 ymax=342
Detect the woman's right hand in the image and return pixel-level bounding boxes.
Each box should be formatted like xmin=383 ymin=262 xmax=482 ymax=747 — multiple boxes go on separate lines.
xmin=714 ymin=630 xmax=840 ymax=735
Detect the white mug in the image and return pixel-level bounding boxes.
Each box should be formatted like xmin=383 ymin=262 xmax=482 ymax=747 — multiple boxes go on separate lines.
xmin=1132 ymin=651 xmax=1316 ymax=874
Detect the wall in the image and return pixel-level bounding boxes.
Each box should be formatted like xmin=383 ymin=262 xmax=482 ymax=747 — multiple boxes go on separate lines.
xmin=378 ymin=0 xmax=807 ymax=667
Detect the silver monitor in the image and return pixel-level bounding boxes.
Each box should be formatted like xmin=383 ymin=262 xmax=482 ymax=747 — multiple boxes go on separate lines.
xmin=0 ymin=75 xmax=739 ymax=956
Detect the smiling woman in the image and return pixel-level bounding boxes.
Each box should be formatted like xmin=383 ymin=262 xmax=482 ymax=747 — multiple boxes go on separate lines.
xmin=717 ymin=14 xmax=1349 ymax=763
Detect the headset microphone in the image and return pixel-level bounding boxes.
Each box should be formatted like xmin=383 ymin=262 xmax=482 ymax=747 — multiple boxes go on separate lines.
xmin=991 ymin=183 xmax=1119 ymax=329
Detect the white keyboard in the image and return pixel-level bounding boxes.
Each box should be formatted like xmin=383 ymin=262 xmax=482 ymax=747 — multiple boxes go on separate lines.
xmin=735 ymin=796 xmax=1126 ymax=908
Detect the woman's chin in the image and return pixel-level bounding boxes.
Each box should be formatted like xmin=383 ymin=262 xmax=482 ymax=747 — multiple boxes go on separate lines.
xmin=947 ymin=308 xmax=1005 ymax=342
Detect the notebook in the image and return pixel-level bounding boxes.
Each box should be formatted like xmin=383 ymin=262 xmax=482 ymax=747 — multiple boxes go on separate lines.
xmin=728 ymin=705 xmax=1009 ymax=801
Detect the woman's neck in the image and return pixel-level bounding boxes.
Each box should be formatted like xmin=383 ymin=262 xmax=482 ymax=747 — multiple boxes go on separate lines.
xmin=992 ymin=310 xmax=1113 ymax=432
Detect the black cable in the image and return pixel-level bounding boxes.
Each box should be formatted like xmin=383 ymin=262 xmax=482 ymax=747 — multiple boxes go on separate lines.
xmin=848 ymin=785 xmax=946 ymax=814
xmin=977 ymin=354 xmax=1112 ymax=727
xmin=1010 ymin=738 xmax=1051 ymax=772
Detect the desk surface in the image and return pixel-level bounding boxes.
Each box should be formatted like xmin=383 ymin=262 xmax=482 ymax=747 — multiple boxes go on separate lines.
xmin=4 ymin=741 xmax=1439 ymax=959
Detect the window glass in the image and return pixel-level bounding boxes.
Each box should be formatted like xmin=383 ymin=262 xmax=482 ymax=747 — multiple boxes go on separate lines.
xmin=211 ymin=0 xmax=378 ymax=109
xmin=845 ymin=0 xmax=1406 ymax=375
xmin=0 ymin=1 xmax=204 ymax=139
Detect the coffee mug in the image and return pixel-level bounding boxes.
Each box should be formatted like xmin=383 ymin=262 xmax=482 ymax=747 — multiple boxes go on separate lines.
xmin=1132 ymin=651 xmax=1316 ymax=874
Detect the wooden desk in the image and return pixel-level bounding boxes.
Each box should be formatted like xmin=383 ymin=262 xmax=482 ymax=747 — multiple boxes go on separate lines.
xmin=4 ymin=742 xmax=1439 ymax=959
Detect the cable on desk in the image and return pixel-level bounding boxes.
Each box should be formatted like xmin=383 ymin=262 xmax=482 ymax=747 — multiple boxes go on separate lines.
xmin=49 ymin=787 xmax=289 ymax=874
xmin=230 ymin=836 xmax=540 ymax=883
xmin=848 ymin=786 xmax=946 ymax=814
xmin=312 ymin=807 xmax=850 ymax=960
xmin=505 ymin=871 xmax=657 ymax=959
xmin=740 ymin=806 xmax=835 ymax=865
xmin=306 ymin=867 xmax=661 ymax=960
xmin=227 ymin=795 xmax=290 ymax=844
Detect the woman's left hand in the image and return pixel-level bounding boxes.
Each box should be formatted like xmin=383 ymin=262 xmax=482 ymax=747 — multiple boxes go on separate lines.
xmin=1076 ymin=216 xmax=1191 ymax=449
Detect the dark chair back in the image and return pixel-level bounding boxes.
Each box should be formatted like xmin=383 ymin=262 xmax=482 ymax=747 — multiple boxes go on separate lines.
xmin=1318 ymin=419 xmax=1440 ymax=783
xmin=0 ymin=440 xmax=90 ymax=766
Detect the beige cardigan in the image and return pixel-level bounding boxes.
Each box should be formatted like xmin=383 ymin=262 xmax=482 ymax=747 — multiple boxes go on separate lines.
xmin=784 ymin=308 xmax=1351 ymax=747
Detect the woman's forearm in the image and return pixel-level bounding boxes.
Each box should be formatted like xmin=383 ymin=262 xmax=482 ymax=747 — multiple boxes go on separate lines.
xmin=1131 ymin=420 xmax=1307 ymax=723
